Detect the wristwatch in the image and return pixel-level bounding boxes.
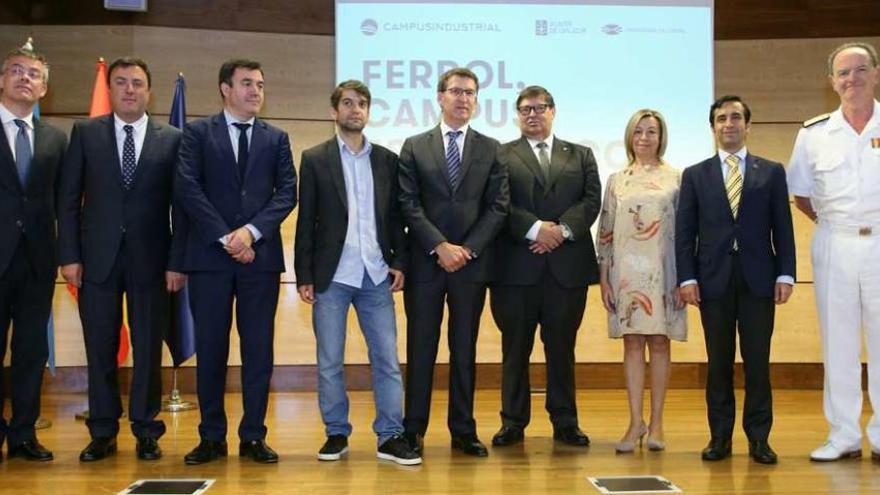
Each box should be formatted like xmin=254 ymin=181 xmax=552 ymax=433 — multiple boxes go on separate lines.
xmin=560 ymin=224 xmax=573 ymax=241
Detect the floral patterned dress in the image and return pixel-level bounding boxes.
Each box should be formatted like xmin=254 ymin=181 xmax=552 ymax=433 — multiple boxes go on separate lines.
xmin=597 ymin=164 xmax=687 ymax=341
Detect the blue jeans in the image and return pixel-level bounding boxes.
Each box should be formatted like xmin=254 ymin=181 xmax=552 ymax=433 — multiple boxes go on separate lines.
xmin=313 ymin=271 xmax=403 ymax=445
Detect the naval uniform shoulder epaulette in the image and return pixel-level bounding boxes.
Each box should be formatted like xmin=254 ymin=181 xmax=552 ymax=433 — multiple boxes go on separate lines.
xmin=803 ymin=113 xmax=831 ymax=128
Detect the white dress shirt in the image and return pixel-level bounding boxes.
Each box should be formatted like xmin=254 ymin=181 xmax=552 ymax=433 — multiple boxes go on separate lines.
xmin=439 ymin=120 xmax=468 ymax=161
xmin=0 ymin=102 xmax=34 ymax=161
xmin=114 ymin=112 xmax=148 ymax=169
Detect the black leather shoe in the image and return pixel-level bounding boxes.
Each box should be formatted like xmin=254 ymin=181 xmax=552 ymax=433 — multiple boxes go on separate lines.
xmin=9 ymin=439 xmax=53 ymax=461
xmin=184 ymin=440 xmax=228 ymax=465
xmin=492 ymin=426 xmax=524 ymax=446
xmin=79 ymin=437 xmax=117 ymax=462
xmin=239 ymin=439 xmax=278 ymax=463
xmin=553 ymin=426 xmax=590 ymax=447
xmin=404 ymin=432 xmax=424 ymax=455
xmin=749 ymin=440 xmax=778 ymax=464
xmin=451 ymin=434 xmax=488 ymax=457
xmin=701 ymin=438 xmax=732 ymax=461
xmin=136 ymin=437 xmax=162 ymax=461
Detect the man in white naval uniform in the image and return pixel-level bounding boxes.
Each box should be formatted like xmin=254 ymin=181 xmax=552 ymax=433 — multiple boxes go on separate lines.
xmin=787 ymin=41 xmax=880 ymax=463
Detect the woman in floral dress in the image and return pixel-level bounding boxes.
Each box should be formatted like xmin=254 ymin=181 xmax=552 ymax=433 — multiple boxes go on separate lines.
xmin=597 ymin=109 xmax=687 ymax=453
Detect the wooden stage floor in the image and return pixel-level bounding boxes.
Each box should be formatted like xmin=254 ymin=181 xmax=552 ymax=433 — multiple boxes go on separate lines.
xmin=1 ymin=390 xmax=878 ymax=494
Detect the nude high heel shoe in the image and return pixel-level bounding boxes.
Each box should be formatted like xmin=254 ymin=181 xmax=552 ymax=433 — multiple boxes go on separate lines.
xmin=646 ymin=425 xmax=666 ymax=451
xmin=615 ymin=423 xmax=648 ymax=454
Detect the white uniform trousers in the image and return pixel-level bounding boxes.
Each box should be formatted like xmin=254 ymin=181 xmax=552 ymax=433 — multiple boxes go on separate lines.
xmin=813 ymin=222 xmax=880 ymax=451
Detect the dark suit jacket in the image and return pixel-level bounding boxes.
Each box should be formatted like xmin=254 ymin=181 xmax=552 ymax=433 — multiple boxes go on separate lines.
xmin=57 ymin=114 xmax=185 ymax=284
xmin=175 ymin=112 xmax=296 ymax=272
xmin=495 ymin=136 xmax=601 ymax=288
xmin=675 ymin=153 xmax=796 ymax=300
xmin=0 ymin=118 xmax=67 ymax=279
xmin=294 ymin=137 xmax=407 ymax=293
xmin=398 ymin=125 xmax=509 ymax=283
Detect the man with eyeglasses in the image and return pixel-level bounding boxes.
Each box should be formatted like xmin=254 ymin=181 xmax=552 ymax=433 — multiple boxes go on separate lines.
xmin=489 ymin=85 xmax=600 ymax=448
xmin=0 ymin=47 xmax=67 ymax=462
xmin=787 ymin=42 xmax=880 ymax=463
xmin=399 ymin=67 xmax=509 ymax=457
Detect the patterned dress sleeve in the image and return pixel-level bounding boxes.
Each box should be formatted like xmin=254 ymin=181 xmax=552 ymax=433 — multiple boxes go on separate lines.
xmin=597 ymin=172 xmax=618 ymax=267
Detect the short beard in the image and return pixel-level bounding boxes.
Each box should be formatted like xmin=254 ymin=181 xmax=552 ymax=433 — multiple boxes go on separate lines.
xmin=337 ymin=120 xmax=365 ymax=133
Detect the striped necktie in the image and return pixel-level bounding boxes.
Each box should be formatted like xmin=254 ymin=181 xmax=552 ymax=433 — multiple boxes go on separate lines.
xmin=446 ymin=130 xmax=463 ymax=189
xmin=725 ymin=154 xmax=742 ymax=218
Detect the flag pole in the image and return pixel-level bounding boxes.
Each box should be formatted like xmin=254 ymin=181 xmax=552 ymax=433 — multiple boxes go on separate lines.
xmin=162 ymin=71 xmax=197 ymax=413
xmin=162 ymin=367 xmax=197 ymax=412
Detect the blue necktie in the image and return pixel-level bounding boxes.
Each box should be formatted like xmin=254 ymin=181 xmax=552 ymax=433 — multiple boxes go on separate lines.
xmin=121 ymin=124 xmax=136 ymax=190
xmin=446 ymin=130 xmax=463 ymax=189
xmin=13 ymin=119 xmax=32 ymax=186
xmin=233 ymin=123 xmax=251 ymax=182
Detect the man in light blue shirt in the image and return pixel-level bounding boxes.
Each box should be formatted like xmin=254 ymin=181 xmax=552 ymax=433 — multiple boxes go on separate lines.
xmin=294 ymin=80 xmax=419 ymax=465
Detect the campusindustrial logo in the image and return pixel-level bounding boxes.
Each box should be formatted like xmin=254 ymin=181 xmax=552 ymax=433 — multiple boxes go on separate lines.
xmin=361 ymin=19 xmax=379 ymax=36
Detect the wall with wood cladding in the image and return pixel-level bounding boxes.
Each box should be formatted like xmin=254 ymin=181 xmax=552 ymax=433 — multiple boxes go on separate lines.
xmin=3 ymin=1 xmax=879 ymax=40
xmin=0 ymin=23 xmax=877 ymax=368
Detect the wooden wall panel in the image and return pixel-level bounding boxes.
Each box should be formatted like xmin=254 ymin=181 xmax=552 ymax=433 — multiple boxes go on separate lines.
xmin=0 ymin=26 xmax=334 ymax=120
xmin=715 ymin=36 xmax=880 ymax=123
xmin=4 ymin=1 xmax=880 ymax=41
xmin=131 ymin=26 xmax=334 ymax=120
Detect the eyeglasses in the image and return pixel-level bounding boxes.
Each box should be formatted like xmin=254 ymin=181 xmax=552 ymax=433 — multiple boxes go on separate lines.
xmin=517 ymin=104 xmax=551 ymax=116
xmin=4 ymin=63 xmax=44 ymax=81
xmin=444 ymin=87 xmax=477 ymax=99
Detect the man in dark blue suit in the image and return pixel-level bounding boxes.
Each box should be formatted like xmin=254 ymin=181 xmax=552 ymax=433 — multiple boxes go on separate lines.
xmin=175 ymin=59 xmax=296 ymax=465
xmin=675 ymin=95 xmax=795 ymax=465
xmin=58 ymin=57 xmax=186 ymax=462
xmin=0 ymin=47 xmax=67 ymax=463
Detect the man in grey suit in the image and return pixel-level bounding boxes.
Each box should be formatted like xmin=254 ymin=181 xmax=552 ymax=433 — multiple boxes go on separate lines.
xmin=399 ymin=67 xmax=509 ymax=457
xmin=58 ymin=57 xmax=186 ymax=462
xmin=490 ymin=86 xmax=600 ymax=447
xmin=0 ymin=46 xmax=67 ymax=463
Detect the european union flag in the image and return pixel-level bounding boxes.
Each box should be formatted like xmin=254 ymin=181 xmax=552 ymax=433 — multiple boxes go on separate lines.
xmin=166 ymin=73 xmax=196 ymax=367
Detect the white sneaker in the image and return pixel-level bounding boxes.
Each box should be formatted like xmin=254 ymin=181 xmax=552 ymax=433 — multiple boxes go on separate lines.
xmin=809 ymin=441 xmax=861 ymax=462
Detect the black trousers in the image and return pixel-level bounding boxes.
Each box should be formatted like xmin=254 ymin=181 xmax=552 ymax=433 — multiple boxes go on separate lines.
xmin=188 ymin=269 xmax=279 ymax=442
xmin=403 ymin=272 xmax=486 ymax=437
xmin=79 ymin=244 xmax=167 ymax=440
xmin=0 ymin=241 xmax=53 ymax=447
xmin=490 ymin=271 xmax=587 ymax=429
xmin=700 ymin=255 xmax=775 ymax=442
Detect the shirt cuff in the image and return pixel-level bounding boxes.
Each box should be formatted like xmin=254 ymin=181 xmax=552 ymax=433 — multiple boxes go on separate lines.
xmin=245 ymin=224 xmax=262 ymax=242
xmin=776 ymin=275 xmax=794 ymax=286
xmin=525 ymin=221 xmax=542 ymax=241
xmin=219 ymin=234 xmax=229 ymax=246
xmin=680 ymin=279 xmax=698 ymax=287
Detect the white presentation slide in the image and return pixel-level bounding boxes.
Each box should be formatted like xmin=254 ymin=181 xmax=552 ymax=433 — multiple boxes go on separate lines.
xmin=336 ymin=0 xmax=715 ymax=181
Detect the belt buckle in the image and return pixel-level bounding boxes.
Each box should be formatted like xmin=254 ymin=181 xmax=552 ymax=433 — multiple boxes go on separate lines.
xmin=859 ymin=227 xmax=872 ymax=236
